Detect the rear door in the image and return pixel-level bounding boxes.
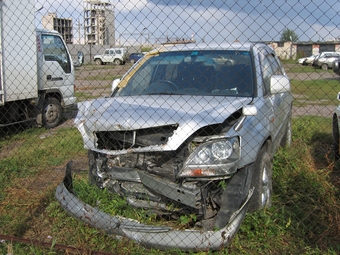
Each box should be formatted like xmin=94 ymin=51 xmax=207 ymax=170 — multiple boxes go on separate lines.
xmin=260 ymin=48 xmax=291 ymax=148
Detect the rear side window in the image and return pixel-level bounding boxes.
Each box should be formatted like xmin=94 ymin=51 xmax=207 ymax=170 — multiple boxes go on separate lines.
xmin=261 ymin=52 xmax=283 ymax=95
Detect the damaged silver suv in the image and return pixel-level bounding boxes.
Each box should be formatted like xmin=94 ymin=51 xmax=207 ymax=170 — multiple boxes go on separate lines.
xmin=56 ymin=42 xmax=292 ymax=251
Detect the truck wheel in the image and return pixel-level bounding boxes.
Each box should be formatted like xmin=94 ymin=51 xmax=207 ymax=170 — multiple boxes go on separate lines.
xmin=321 ymin=63 xmax=329 ymax=70
xmin=332 ymin=115 xmax=340 ymax=160
xmin=94 ymin=59 xmax=102 ymax=65
xmin=42 ymin=97 xmax=62 ymax=129
xmin=114 ymin=59 xmax=122 ymax=65
xmin=248 ymin=145 xmax=273 ymax=212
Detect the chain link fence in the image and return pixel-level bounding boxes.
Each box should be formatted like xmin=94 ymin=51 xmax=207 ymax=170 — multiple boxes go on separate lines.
xmin=0 ymin=0 xmax=339 ymax=254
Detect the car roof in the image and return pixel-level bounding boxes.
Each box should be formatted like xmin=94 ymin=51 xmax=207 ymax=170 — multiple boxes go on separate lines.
xmin=159 ymin=42 xmax=259 ymax=52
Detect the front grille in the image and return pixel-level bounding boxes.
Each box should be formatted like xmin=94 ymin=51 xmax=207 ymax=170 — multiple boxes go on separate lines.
xmin=95 ymin=124 xmax=178 ymax=150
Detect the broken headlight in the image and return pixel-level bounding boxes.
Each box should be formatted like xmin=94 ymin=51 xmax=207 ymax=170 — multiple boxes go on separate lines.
xmin=178 ymin=137 xmax=240 ymax=177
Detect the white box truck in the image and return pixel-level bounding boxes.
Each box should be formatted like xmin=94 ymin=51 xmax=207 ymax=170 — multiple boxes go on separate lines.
xmin=0 ymin=1 xmax=76 ymax=128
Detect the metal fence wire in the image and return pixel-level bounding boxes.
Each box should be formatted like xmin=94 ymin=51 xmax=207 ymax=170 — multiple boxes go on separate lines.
xmin=0 ymin=0 xmax=340 ymax=254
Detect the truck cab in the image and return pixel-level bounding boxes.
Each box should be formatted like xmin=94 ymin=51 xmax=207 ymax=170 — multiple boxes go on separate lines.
xmin=36 ymin=29 xmax=77 ymax=128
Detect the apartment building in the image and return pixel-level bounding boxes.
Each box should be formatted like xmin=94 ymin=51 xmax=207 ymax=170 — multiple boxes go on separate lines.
xmin=42 ymin=13 xmax=73 ymax=44
xmin=83 ymin=0 xmax=115 ymax=45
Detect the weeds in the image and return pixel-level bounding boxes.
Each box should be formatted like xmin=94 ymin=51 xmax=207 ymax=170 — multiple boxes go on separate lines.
xmin=0 ymin=116 xmax=339 ymax=253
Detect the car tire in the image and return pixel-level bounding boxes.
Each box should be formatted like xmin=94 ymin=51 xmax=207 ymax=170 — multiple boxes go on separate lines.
xmin=94 ymin=59 xmax=102 ymax=65
xmin=42 ymin=97 xmax=62 ymax=129
xmin=114 ymin=59 xmax=122 ymax=65
xmin=321 ymin=63 xmax=329 ymax=70
xmin=248 ymin=145 xmax=273 ymax=212
xmin=332 ymin=115 xmax=340 ymax=160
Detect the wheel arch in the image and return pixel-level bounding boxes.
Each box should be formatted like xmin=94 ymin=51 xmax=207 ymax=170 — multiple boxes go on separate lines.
xmin=42 ymin=90 xmax=63 ymax=106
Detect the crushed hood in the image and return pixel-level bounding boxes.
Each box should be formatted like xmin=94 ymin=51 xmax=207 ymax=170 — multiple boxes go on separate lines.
xmin=75 ymin=95 xmax=252 ymax=151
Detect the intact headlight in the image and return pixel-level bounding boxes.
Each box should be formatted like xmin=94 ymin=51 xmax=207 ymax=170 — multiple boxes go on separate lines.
xmin=178 ymin=137 xmax=240 ymax=177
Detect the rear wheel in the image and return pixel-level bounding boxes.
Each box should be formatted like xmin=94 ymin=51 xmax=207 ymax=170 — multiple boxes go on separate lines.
xmin=42 ymin=97 xmax=62 ymax=129
xmin=248 ymin=145 xmax=273 ymax=212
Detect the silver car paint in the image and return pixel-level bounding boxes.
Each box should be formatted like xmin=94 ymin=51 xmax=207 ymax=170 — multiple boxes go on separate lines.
xmin=56 ymin=42 xmax=293 ymax=251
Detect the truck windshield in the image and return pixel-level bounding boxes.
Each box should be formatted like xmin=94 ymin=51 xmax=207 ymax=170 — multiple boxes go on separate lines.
xmin=42 ymin=34 xmax=71 ymax=73
xmin=117 ymin=50 xmax=254 ymax=97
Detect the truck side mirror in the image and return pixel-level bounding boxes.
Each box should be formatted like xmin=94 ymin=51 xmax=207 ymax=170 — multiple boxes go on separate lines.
xmin=77 ymin=51 xmax=84 ymax=65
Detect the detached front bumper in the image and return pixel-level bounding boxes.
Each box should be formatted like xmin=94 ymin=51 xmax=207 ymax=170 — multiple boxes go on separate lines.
xmin=55 ymin=161 xmax=253 ymax=251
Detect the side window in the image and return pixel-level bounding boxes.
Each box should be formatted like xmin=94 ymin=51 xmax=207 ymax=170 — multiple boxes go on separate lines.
xmin=116 ymin=50 xmax=122 ymax=54
xmin=268 ymin=54 xmax=283 ymax=75
xmin=261 ymin=56 xmax=273 ymax=95
xmin=261 ymin=52 xmax=282 ymax=95
xmin=109 ymin=50 xmax=115 ymax=55
xmin=42 ymin=34 xmax=71 ymax=74
xmin=104 ymin=50 xmax=110 ymax=55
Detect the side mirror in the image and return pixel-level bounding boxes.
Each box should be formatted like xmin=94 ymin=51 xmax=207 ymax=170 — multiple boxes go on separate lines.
xmin=77 ymin=51 xmax=84 ymax=65
xmin=270 ymin=75 xmax=290 ymax=94
xmin=337 ymin=92 xmax=340 ymax=101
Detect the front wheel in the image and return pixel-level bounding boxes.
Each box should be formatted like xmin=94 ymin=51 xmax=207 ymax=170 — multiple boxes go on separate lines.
xmin=94 ymin=59 xmax=102 ymax=65
xmin=248 ymin=145 xmax=273 ymax=212
xmin=114 ymin=59 xmax=122 ymax=65
xmin=321 ymin=63 xmax=329 ymax=70
xmin=42 ymin=97 xmax=62 ymax=129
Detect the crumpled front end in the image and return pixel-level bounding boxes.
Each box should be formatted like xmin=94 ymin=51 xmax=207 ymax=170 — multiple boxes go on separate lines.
xmin=59 ymin=95 xmax=255 ymax=250
xmin=56 ymin=161 xmax=253 ymax=251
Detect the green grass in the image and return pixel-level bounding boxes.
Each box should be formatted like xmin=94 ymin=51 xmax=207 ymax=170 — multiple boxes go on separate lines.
xmin=1 ymin=65 xmax=340 ymax=253
xmin=291 ymin=79 xmax=340 ymax=107
xmin=1 ymin=116 xmax=337 ymax=254
xmin=0 ymin=127 xmax=86 ymax=238
xmin=284 ymin=63 xmax=328 ymax=74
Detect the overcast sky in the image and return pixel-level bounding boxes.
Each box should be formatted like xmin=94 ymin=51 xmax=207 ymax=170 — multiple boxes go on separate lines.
xmin=35 ymin=0 xmax=340 ymax=45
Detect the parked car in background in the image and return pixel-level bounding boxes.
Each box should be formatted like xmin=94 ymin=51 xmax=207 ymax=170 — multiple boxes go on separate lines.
xmin=128 ymin=52 xmax=144 ymax=64
xmin=56 ymin=42 xmax=292 ymax=251
xmin=297 ymin=54 xmax=319 ymax=65
xmin=314 ymin=52 xmax=340 ymax=70
xmin=332 ymin=92 xmax=340 ymax=159
xmin=93 ymin=48 xmax=127 ymax=65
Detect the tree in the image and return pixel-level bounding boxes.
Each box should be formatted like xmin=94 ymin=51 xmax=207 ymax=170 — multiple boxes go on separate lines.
xmin=280 ymin=28 xmax=299 ymax=42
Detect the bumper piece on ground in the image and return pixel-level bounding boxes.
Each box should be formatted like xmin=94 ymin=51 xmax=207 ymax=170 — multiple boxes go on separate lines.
xmin=55 ymin=161 xmax=252 ymax=251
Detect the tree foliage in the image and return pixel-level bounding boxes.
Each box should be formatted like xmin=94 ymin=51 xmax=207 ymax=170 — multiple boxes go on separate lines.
xmin=280 ymin=28 xmax=299 ymax=42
